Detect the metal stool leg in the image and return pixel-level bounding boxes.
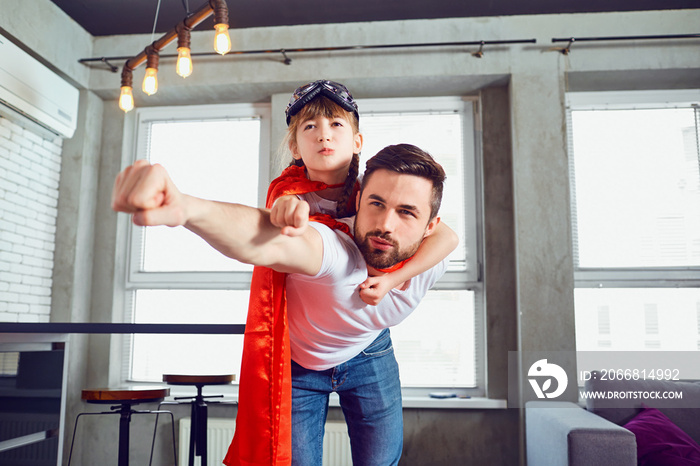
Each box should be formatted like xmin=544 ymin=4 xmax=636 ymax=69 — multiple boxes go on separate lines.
xmin=196 ymin=398 xmax=208 ymax=466
xmin=148 ymin=409 xmax=178 ymax=466
xmin=186 ymin=398 xmax=195 ymax=466
xmin=117 ymin=404 xmax=132 ymax=466
xmin=68 ymin=410 xmax=123 ymax=466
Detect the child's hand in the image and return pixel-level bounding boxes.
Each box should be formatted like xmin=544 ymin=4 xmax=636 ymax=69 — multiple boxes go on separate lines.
xmin=358 ymin=275 xmax=393 ymax=305
xmin=270 ymin=195 xmax=310 ymax=236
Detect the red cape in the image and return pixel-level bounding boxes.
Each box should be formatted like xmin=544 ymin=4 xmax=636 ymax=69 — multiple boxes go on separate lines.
xmin=224 ymin=165 xmax=355 ymax=465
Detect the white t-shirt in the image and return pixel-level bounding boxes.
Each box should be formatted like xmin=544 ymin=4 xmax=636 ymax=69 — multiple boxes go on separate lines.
xmin=297 ymin=191 xmax=337 ymax=216
xmin=285 ymin=220 xmax=448 ymax=371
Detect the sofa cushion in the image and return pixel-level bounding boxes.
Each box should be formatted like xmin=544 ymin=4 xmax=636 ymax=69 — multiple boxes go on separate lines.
xmin=623 ymin=406 xmax=700 ymax=466
xmin=585 ymin=371 xmax=700 ymax=441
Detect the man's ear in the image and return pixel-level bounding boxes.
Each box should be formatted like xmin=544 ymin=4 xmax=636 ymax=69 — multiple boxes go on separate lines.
xmin=423 ymin=216 xmax=440 ymax=238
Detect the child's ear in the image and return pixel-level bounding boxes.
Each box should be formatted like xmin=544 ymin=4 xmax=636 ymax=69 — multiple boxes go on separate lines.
xmin=289 ymin=141 xmax=302 ymax=160
xmin=354 ymin=132 xmax=363 ymax=155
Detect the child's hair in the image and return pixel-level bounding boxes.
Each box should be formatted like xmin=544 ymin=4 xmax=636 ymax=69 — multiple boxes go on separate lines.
xmin=285 ymin=96 xmax=361 ymax=217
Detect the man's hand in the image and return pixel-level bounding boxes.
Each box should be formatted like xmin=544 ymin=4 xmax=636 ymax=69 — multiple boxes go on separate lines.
xmin=112 ymin=160 xmax=188 ymax=227
xmin=270 ymin=195 xmax=310 ymax=237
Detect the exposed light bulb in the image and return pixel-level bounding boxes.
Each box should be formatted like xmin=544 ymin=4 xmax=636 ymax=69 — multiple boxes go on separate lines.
xmin=213 ymin=23 xmax=231 ymax=55
xmin=176 ymin=47 xmax=193 ymax=78
xmin=142 ymin=67 xmax=158 ymax=95
xmin=119 ymin=86 xmax=134 ymax=112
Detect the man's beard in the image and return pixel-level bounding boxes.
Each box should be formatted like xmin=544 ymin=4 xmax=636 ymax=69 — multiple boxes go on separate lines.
xmin=354 ymin=228 xmax=421 ymax=270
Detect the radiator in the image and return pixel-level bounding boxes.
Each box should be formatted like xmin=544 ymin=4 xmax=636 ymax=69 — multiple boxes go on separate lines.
xmin=178 ymin=418 xmax=352 ymax=466
xmin=0 ymin=414 xmax=60 ymax=466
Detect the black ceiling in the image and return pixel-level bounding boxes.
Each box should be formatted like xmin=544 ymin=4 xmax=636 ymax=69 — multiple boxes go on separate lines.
xmin=50 ymin=0 xmax=697 ymax=37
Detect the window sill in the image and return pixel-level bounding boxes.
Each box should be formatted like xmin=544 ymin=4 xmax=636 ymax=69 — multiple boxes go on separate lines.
xmin=161 ymin=385 xmax=506 ymax=410
xmin=400 ymin=396 xmax=507 ymax=409
xmin=328 ymin=393 xmax=506 ymax=409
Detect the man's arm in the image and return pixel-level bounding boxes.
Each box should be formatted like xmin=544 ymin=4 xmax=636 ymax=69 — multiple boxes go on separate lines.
xmin=111 ymin=160 xmax=323 ymax=275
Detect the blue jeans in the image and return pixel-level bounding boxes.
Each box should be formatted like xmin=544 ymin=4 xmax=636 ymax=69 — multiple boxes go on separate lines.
xmin=291 ymin=329 xmax=403 ymax=466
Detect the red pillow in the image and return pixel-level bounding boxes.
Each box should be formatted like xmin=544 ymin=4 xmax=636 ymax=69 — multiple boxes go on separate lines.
xmin=623 ymin=406 xmax=700 ymax=466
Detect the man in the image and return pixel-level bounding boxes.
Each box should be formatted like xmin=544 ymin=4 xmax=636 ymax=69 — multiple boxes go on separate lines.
xmin=112 ymin=143 xmax=454 ymax=465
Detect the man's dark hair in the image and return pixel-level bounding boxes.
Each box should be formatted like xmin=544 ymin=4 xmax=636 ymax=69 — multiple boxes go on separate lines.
xmin=361 ymin=144 xmax=446 ymax=220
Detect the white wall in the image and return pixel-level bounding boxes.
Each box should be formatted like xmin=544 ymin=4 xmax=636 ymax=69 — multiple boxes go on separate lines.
xmin=0 ymin=0 xmax=92 ymax=88
xmin=0 ymin=117 xmax=62 ymax=322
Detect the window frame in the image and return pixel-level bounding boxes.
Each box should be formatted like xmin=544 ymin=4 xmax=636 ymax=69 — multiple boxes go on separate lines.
xmin=125 ymin=103 xmax=271 ymax=292
xmin=118 ymin=103 xmax=271 ymax=384
xmin=567 ymin=89 xmax=700 ymax=289
xmin=567 ymin=89 xmax=700 ymax=360
xmin=353 ymin=96 xmax=485 ymax=397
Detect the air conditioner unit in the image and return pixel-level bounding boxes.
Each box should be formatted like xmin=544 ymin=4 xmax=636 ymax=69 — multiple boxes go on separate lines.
xmin=0 ymin=33 xmax=79 ymax=138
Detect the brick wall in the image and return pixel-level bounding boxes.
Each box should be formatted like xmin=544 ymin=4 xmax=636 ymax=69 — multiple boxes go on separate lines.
xmin=0 ymin=117 xmax=63 ymax=322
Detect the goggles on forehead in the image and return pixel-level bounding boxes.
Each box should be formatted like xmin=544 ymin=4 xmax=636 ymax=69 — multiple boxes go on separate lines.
xmin=285 ymin=80 xmax=359 ymax=126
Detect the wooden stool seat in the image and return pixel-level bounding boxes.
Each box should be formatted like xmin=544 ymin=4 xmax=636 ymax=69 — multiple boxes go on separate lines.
xmin=162 ymin=374 xmax=235 ymax=385
xmin=69 ymin=387 xmax=176 ymax=466
xmin=82 ymin=387 xmax=170 ymax=403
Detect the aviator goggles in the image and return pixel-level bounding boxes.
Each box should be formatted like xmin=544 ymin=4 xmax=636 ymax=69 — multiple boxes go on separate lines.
xmin=285 ymin=80 xmax=359 ymax=126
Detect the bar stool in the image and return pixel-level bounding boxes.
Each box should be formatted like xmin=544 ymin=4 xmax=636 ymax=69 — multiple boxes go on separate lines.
xmin=68 ymin=387 xmax=177 ymax=466
xmin=162 ymin=374 xmax=236 ymax=466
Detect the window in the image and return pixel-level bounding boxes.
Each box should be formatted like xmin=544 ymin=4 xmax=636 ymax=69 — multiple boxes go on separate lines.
xmin=122 ymin=103 xmax=270 ymax=382
xmin=568 ymin=90 xmax=700 ymax=367
xmin=120 ymin=97 xmax=483 ymax=397
xmin=358 ymin=97 xmax=482 ymax=394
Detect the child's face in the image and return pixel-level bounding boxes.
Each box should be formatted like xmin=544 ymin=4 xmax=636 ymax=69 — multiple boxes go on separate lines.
xmin=291 ymin=115 xmax=363 ymax=184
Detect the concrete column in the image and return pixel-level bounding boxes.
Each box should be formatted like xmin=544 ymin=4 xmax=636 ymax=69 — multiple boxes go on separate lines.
xmin=51 ymin=89 xmax=104 ymax=465
xmin=510 ymin=70 xmax=576 ymax=355
xmin=270 ymin=92 xmax=291 ymax=178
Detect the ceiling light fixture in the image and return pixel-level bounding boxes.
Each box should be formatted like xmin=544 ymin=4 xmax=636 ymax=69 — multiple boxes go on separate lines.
xmin=119 ymin=67 xmax=134 ymax=112
xmin=117 ymin=0 xmax=230 ymax=112
xmin=212 ymin=0 xmax=231 ymax=55
xmin=142 ymin=45 xmax=159 ymax=95
xmin=176 ymin=23 xmax=193 ymax=78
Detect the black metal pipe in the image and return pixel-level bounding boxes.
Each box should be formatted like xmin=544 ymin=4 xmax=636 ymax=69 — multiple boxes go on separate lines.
xmin=552 ymin=33 xmax=700 ymax=43
xmin=79 ymin=38 xmax=538 ymax=69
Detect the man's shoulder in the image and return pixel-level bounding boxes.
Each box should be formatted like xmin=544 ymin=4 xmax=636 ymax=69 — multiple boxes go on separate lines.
xmin=308 ymin=216 xmax=354 ymax=238
xmin=403 ymin=256 xmax=449 ymax=290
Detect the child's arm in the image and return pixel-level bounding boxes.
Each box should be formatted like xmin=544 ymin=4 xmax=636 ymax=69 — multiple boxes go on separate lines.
xmin=359 ymin=220 xmax=458 ymax=305
xmin=269 ymin=194 xmax=310 ymax=237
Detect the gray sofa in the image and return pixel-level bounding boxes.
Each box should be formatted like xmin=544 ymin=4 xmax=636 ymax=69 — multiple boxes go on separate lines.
xmin=526 ymin=371 xmax=700 ymax=465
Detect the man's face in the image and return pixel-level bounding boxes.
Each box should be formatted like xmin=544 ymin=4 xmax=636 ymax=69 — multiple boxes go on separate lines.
xmin=354 ymin=169 xmax=438 ymax=271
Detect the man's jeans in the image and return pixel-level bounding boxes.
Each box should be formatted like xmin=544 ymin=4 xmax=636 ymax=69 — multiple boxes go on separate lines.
xmin=291 ymin=328 xmax=403 ymax=466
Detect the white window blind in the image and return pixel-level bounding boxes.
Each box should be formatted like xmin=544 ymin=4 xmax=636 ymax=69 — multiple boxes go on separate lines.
xmin=123 ymin=103 xmax=270 ymax=383
xmin=568 ymin=90 xmax=700 ymax=363
xmin=358 ymin=97 xmax=483 ymax=392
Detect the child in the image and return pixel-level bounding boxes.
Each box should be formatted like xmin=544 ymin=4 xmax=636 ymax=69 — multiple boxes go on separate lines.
xmin=225 ymin=80 xmax=458 ymax=466
xmin=272 ymin=79 xmax=459 ymax=305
